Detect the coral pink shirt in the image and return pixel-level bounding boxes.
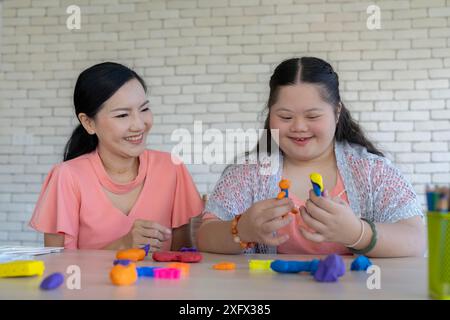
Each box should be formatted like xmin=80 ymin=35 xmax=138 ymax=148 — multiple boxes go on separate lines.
xmin=29 ymin=149 xmax=204 ymax=250
xmin=277 ymin=172 xmax=351 ymax=254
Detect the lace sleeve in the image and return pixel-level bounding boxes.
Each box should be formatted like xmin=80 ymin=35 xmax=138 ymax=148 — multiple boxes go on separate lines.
xmin=368 ymin=159 xmax=424 ymax=223
xmin=204 ymin=164 xmax=256 ymax=221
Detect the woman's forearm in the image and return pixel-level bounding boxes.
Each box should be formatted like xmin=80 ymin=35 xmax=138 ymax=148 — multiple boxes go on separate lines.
xmin=103 ymin=227 xmax=189 ymax=251
xmin=359 ymin=217 xmax=426 ymax=258
xmin=197 ymin=216 xmax=426 ymax=257
xmin=170 ymin=224 xmax=192 ymax=251
xmin=44 ymin=233 xmax=65 ymax=247
xmin=102 ymin=235 xmax=129 ymax=250
xmin=196 ymin=220 xmax=243 ymax=254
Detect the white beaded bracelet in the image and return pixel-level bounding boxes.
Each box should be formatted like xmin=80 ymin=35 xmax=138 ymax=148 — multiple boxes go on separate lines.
xmin=346 ymin=219 xmax=365 ymax=248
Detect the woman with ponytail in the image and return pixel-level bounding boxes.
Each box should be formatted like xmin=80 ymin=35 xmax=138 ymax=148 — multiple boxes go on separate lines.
xmin=198 ymin=57 xmax=425 ymax=257
xmin=30 ymin=62 xmax=203 ymax=251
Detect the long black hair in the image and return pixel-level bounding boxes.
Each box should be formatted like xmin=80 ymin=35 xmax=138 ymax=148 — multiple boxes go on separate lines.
xmin=260 ymin=57 xmax=383 ymax=157
xmin=63 ymin=62 xmax=147 ymax=161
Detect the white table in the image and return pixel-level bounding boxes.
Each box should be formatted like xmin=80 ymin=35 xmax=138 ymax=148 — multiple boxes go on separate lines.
xmin=0 ymin=250 xmax=428 ymax=300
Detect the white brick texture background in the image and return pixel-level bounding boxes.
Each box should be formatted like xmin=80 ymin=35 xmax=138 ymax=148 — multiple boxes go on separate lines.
xmin=0 ymin=0 xmax=449 ymax=245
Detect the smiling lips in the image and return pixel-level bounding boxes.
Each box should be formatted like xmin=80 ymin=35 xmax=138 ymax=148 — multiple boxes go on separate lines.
xmin=125 ymin=133 xmax=143 ymax=144
xmin=289 ymin=136 xmax=313 ymax=146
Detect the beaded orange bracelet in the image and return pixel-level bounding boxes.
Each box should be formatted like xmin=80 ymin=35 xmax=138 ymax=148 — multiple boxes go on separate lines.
xmin=231 ymin=215 xmax=255 ymax=250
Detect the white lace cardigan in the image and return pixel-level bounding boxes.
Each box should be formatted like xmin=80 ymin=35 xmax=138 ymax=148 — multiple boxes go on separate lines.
xmin=204 ymin=141 xmax=424 ymax=254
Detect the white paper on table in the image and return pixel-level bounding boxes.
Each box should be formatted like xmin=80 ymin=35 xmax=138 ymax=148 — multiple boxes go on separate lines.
xmin=0 ymin=254 xmax=35 ymax=263
xmin=0 ymin=246 xmax=64 ymax=256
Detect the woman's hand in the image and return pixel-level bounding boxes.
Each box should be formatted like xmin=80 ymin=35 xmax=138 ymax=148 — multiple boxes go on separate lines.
xmin=299 ymin=189 xmax=362 ymax=246
xmin=122 ymin=220 xmax=172 ymax=251
xmin=238 ymin=198 xmax=296 ymax=246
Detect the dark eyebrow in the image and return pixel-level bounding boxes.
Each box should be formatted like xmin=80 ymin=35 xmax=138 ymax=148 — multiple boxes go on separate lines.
xmin=275 ymin=108 xmax=294 ymax=112
xmin=110 ymin=100 xmax=149 ymax=112
xmin=275 ymin=107 xmax=323 ymax=112
xmin=304 ymin=108 xmax=323 ymax=112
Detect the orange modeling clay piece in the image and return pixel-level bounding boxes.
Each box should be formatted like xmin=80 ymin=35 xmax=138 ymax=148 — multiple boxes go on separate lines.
xmin=116 ymin=248 xmax=146 ymax=262
xmin=167 ymin=262 xmax=190 ymax=276
xmin=279 ymin=179 xmax=291 ymax=190
xmin=277 ymin=191 xmax=286 ymax=200
xmin=213 ymin=262 xmax=236 ymax=270
xmin=277 ymin=178 xmax=299 ymax=216
xmin=110 ymin=263 xmax=138 ymax=286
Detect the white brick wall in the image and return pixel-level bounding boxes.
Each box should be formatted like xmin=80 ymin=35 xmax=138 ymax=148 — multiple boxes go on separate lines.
xmin=1 ymin=0 xmax=449 ymax=246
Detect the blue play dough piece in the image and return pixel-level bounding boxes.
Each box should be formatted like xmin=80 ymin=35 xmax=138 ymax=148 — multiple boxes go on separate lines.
xmin=280 ymin=188 xmax=289 ymax=198
xmin=136 ymin=266 xmax=160 ymax=277
xmin=113 ymin=259 xmax=132 ymax=266
xmin=313 ymin=254 xmax=346 ymax=282
xmin=270 ymin=259 xmax=320 ymax=274
xmin=350 ymin=255 xmax=372 ymax=271
xmin=141 ymin=244 xmax=150 ymax=256
xmin=312 ymin=183 xmax=322 ymax=197
xmin=40 ymin=272 xmax=64 ymax=290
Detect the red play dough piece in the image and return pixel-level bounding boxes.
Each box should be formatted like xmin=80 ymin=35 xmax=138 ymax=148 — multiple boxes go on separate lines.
xmin=152 ymin=251 xmax=202 ymax=263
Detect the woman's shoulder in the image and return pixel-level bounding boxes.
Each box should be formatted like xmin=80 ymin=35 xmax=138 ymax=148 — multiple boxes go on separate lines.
xmin=217 ymin=158 xmax=279 ymax=191
xmin=221 ymin=160 xmax=274 ymax=178
xmin=336 ymin=141 xmax=404 ymax=184
xmin=144 ymin=149 xmax=184 ymax=168
xmin=50 ymin=152 xmax=92 ymax=175
xmin=143 ymin=149 xmax=200 ymax=181
xmin=337 ymin=141 xmax=391 ymax=167
xmin=220 ymin=163 xmax=255 ymax=180
xmin=42 ymin=152 xmax=98 ymax=189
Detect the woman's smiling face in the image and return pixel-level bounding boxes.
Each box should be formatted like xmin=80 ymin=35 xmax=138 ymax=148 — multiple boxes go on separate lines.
xmin=269 ymin=83 xmax=338 ymax=162
xmin=81 ymin=78 xmax=153 ymax=159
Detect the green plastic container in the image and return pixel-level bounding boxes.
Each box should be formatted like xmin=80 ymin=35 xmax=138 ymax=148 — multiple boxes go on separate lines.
xmin=427 ymin=211 xmax=450 ymax=300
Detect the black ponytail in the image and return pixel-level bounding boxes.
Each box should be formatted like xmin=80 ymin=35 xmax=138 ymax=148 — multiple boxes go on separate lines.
xmin=335 ymin=103 xmax=383 ymax=156
xmin=63 ymin=124 xmax=98 ymax=161
xmin=63 ymin=62 xmax=146 ymax=161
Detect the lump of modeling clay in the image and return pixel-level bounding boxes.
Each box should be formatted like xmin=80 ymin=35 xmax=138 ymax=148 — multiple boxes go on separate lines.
xmin=350 ymin=255 xmax=372 ymax=271
xmin=313 ymin=254 xmax=345 ymax=282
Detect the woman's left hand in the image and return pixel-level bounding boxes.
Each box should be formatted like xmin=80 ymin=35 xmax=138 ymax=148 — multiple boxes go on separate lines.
xmin=298 ymin=189 xmax=362 ymax=246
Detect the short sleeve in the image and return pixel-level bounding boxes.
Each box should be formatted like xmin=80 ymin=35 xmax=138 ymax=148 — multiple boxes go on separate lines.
xmin=368 ymin=159 xmax=424 ymax=223
xmin=171 ymin=162 xmax=204 ymax=228
xmin=29 ymin=164 xmax=80 ymax=249
xmin=204 ymin=164 xmax=256 ymax=221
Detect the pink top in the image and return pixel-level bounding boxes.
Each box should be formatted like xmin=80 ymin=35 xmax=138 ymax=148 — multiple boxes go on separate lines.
xmin=29 ymin=149 xmax=204 ymax=250
xmin=277 ymin=172 xmax=350 ymax=255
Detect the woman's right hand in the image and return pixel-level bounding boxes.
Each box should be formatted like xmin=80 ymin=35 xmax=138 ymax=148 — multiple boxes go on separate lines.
xmin=237 ymin=198 xmax=295 ymax=246
xmin=122 ymin=220 xmax=172 ymax=251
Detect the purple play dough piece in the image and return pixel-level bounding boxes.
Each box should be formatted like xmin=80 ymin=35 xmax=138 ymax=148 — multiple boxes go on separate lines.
xmin=313 ymin=254 xmax=345 ymax=282
xmin=180 ymin=247 xmax=197 ymax=252
xmin=141 ymin=244 xmax=150 ymax=256
xmin=40 ymin=272 xmax=64 ymax=290
xmin=113 ymin=259 xmax=132 ymax=266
